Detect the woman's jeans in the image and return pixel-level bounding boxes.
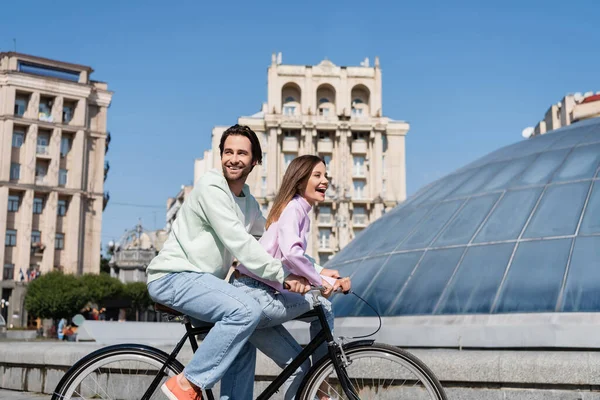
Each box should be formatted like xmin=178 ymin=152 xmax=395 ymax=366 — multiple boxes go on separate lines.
xmin=220 ymin=274 xmax=335 ymax=400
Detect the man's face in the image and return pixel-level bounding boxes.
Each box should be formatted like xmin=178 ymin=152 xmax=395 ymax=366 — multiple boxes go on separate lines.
xmin=221 ymin=134 xmax=256 ymax=184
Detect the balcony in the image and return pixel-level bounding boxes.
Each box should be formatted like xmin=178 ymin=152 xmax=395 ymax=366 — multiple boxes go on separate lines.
xmin=35 ymin=144 xmax=50 ymax=156
xmin=351 ymin=140 xmax=368 ymax=154
xmin=282 ymin=137 xmax=299 ymax=152
xmin=353 ymin=214 xmax=368 ymax=227
xmin=318 ymin=214 xmax=333 ymax=226
xmin=352 ymin=167 xmax=366 ymax=178
xmin=319 ymin=238 xmax=331 ymax=250
xmin=317 ymin=139 xmax=333 ymax=154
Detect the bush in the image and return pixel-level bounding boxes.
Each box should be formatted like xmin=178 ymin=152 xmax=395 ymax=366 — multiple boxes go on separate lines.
xmin=24 ymin=271 xmax=89 ymax=321
xmin=79 ymin=273 xmax=123 ymax=308
xmin=124 ymin=282 xmax=153 ymax=321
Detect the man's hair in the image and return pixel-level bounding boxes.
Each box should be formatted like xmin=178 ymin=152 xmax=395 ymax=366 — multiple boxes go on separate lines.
xmin=219 ymin=124 xmax=263 ymax=165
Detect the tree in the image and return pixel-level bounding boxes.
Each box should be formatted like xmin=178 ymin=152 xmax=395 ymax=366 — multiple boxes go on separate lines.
xmin=24 ymin=271 xmax=89 ymax=321
xmin=124 ymin=282 xmax=153 ymax=321
xmin=100 ymin=255 xmax=111 ymax=274
xmin=80 ymin=273 xmax=123 ymax=308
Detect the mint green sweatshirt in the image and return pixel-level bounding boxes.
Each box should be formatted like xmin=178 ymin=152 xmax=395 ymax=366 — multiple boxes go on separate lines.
xmin=146 ymin=169 xmax=285 ymax=284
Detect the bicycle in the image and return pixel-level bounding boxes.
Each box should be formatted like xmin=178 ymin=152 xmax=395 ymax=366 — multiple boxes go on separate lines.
xmin=52 ymin=288 xmax=447 ymax=399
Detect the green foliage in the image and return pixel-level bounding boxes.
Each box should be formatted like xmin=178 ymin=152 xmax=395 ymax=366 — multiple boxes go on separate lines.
xmin=24 ymin=271 xmax=89 ymax=320
xmin=123 ymin=282 xmax=153 ymax=313
xmin=79 ymin=273 xmax=124 ymax=307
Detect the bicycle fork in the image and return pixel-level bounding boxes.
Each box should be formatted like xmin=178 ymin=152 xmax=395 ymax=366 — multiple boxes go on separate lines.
xmin=312 ymin=294 xmax=361 ymax=400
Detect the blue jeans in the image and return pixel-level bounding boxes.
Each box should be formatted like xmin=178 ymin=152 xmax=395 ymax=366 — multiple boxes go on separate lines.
xmin=221 ymin=275 xmax=335 ymax=400
xmin=147 ymin=271 xmax=262 ymax=397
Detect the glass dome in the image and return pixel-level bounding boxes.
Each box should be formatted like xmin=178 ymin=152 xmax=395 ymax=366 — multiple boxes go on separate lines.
xmin=329 ymin=118 xmax=600 ymax=317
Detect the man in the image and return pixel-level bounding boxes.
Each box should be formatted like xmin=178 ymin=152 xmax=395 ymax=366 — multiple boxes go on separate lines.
xmin=146 ymin=124 xmax=310 ymax=400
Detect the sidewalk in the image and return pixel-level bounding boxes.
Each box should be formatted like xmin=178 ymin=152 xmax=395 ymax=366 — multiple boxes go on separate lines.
xmin=0 ymin=389 xmax=47 ymax=399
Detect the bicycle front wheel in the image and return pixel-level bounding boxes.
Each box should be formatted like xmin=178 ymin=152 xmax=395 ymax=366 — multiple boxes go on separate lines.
xmin=298 ymin=342 xmax=447 ymax=400
xmin=52 ymin=344 xmax=184 ymax=400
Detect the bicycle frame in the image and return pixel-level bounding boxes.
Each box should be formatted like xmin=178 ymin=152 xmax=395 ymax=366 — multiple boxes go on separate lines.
xmin=142 ymin=300 xmax=360 ymax=400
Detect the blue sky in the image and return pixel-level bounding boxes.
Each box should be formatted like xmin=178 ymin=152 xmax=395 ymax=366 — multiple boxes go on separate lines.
xmin=2 ymin=0 xmax=599 ymax=248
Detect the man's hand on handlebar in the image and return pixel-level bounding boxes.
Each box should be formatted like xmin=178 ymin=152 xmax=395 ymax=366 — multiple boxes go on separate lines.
xmin=284 ymin=274 xmax=311 ymax=294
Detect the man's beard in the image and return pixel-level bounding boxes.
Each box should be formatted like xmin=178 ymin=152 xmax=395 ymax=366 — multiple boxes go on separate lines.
xmin=222 ymin=164 xmax=252 ymax=183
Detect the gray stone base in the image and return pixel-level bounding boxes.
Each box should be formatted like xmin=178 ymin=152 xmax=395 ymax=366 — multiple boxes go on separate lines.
xmin=2 ymin=342 xmax=600 ymax=399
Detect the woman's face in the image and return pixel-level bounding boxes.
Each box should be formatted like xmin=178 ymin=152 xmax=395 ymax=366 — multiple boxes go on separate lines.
xmin=302 ymin=162 xmax=329 ymax=206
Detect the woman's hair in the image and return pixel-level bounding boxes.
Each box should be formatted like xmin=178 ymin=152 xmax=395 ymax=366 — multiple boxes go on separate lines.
xmin=265 ymin=155 xmax=326 ymax=229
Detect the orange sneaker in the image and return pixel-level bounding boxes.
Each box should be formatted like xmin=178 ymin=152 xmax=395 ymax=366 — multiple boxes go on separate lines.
xmin=161 ymin=375 xmax=203 ymax=400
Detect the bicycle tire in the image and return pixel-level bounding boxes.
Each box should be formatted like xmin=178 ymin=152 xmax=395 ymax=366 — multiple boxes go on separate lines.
xmin=297 ymin=342 xmax=447 ymax=400
xmin=52 ymin=344 xmax=185 ymax=400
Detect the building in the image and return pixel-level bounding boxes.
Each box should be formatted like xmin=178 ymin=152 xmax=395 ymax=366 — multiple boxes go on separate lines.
xmin=165 ymin=185 xmax=192 ymax=233
xmin=0 ymin=52 xmax=112 ymax=327
xmin=531 ymin=91 xmax=600 ymax=136
xmin=192 ymin=54 xmax=409 ymax=264
xmin=107 ymin=222 xmax=167 ymax=284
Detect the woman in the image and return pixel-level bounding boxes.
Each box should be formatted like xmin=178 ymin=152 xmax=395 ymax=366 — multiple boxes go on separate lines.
xmin=230 ymin=155 xmax=351 ymax=400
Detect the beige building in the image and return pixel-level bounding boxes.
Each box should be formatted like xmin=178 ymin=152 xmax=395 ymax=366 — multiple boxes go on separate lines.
xmin=531 ymin=91 xmax=600 ymax=136
xmin=0 ymin=53 xmax=112 ymax=326
xmin=191 ymin=54 xmax=409 ymax=264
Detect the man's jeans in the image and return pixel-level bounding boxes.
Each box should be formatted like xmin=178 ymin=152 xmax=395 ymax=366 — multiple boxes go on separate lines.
xmin=147 ymin=271 xmax=263 ymax=397
xmin=221 ymin=275 xmax=335 ymax=400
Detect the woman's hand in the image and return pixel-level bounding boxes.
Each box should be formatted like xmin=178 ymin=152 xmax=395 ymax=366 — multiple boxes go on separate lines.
xmin=320 ymin=268 xmax=340 ymax=278
xmin=333 ymin=277 xmax=352 ymax=294
xmin=321 ymin=278 xmax=334 ymax=298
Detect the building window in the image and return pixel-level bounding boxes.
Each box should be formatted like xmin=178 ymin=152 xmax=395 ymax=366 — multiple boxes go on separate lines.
xmin=59 ymin=169 xmax=68 ymax=186
xmin=55 ymin=233 xmax=65 ymax=250
xmin=318 ymin=206 xmax=332 ymax=224
xmin=260 ymin=203 xmax=269 ymax=218
xmin=10 ymin=163 xmax=20 ymax=180
xmin=318 ymin=107 xmax=330 ymax=116
xmin=382 ymin=180 xmax=387 ymax=196
xmin=283 ymin=154 xmax=295 ymax=171
xmin=353 ymin=156 xmax=366 ymax=177
xmin=321 ymin=154 xmax=332 ymax=175
xmin=352 ymin=132 xmax=368 ymax=141
xmin=38 ymin=96 xmax=54 ymax=122
xmin=318 ymin=131 xmax=331 ymax=141
xmin=261 ymin=177 xmax=267 ymax=197
xmin=57 ymin=200 xmax=68 ymax=216
xmin=63 ymin=101 xmax=76 ymax=123
xmin=35 ymin=163 xmax=48 ymax=184
xmin=33 ymin=198 xmax=44 ymax=214
xmin=60 ymin=137 xmax=71 ymax=157
xmin=3 ymin=264 xmax=14 ymax=280
xmin=37 ymin=133 xmax=50 ymax=155
xmin=382 ymin=154 xmax=386 ymax=176
xmin=12 ymin=130 xmax=24 ymax=148
xmin=5 ymin=229 xmax=17 ymax=247
xmin=319 ymin=254 xmax=330 ymax=265
xmin=31 ymin=230 xmax=41 ymax=244
xmin=353 ymin=206 xmax=367 ymax=225
xmin=8 ymin=195 xmax=20 ymax=212
xmin=262 ymin=152 xmax=268 ymax=174
xmin=14 ymin=94 xmax=29 ymax=116
xmin=283 ymin=105 xmax=296 ymax=115
xmin=318 ymin=229 xmax=331 ymax=249
xmin=353 ymin=180 xmax=365 ymax=199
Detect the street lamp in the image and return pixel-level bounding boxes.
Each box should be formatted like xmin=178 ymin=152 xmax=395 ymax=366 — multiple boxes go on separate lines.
xmin=0 ymin=299 xmax=8 ymax=308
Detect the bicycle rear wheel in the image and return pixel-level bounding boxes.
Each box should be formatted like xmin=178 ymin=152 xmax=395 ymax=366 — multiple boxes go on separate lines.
xmin=298 ymin=342 xmax=447 ymax=400
xmin=52 ymin=344 xmax=184 ymax=400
